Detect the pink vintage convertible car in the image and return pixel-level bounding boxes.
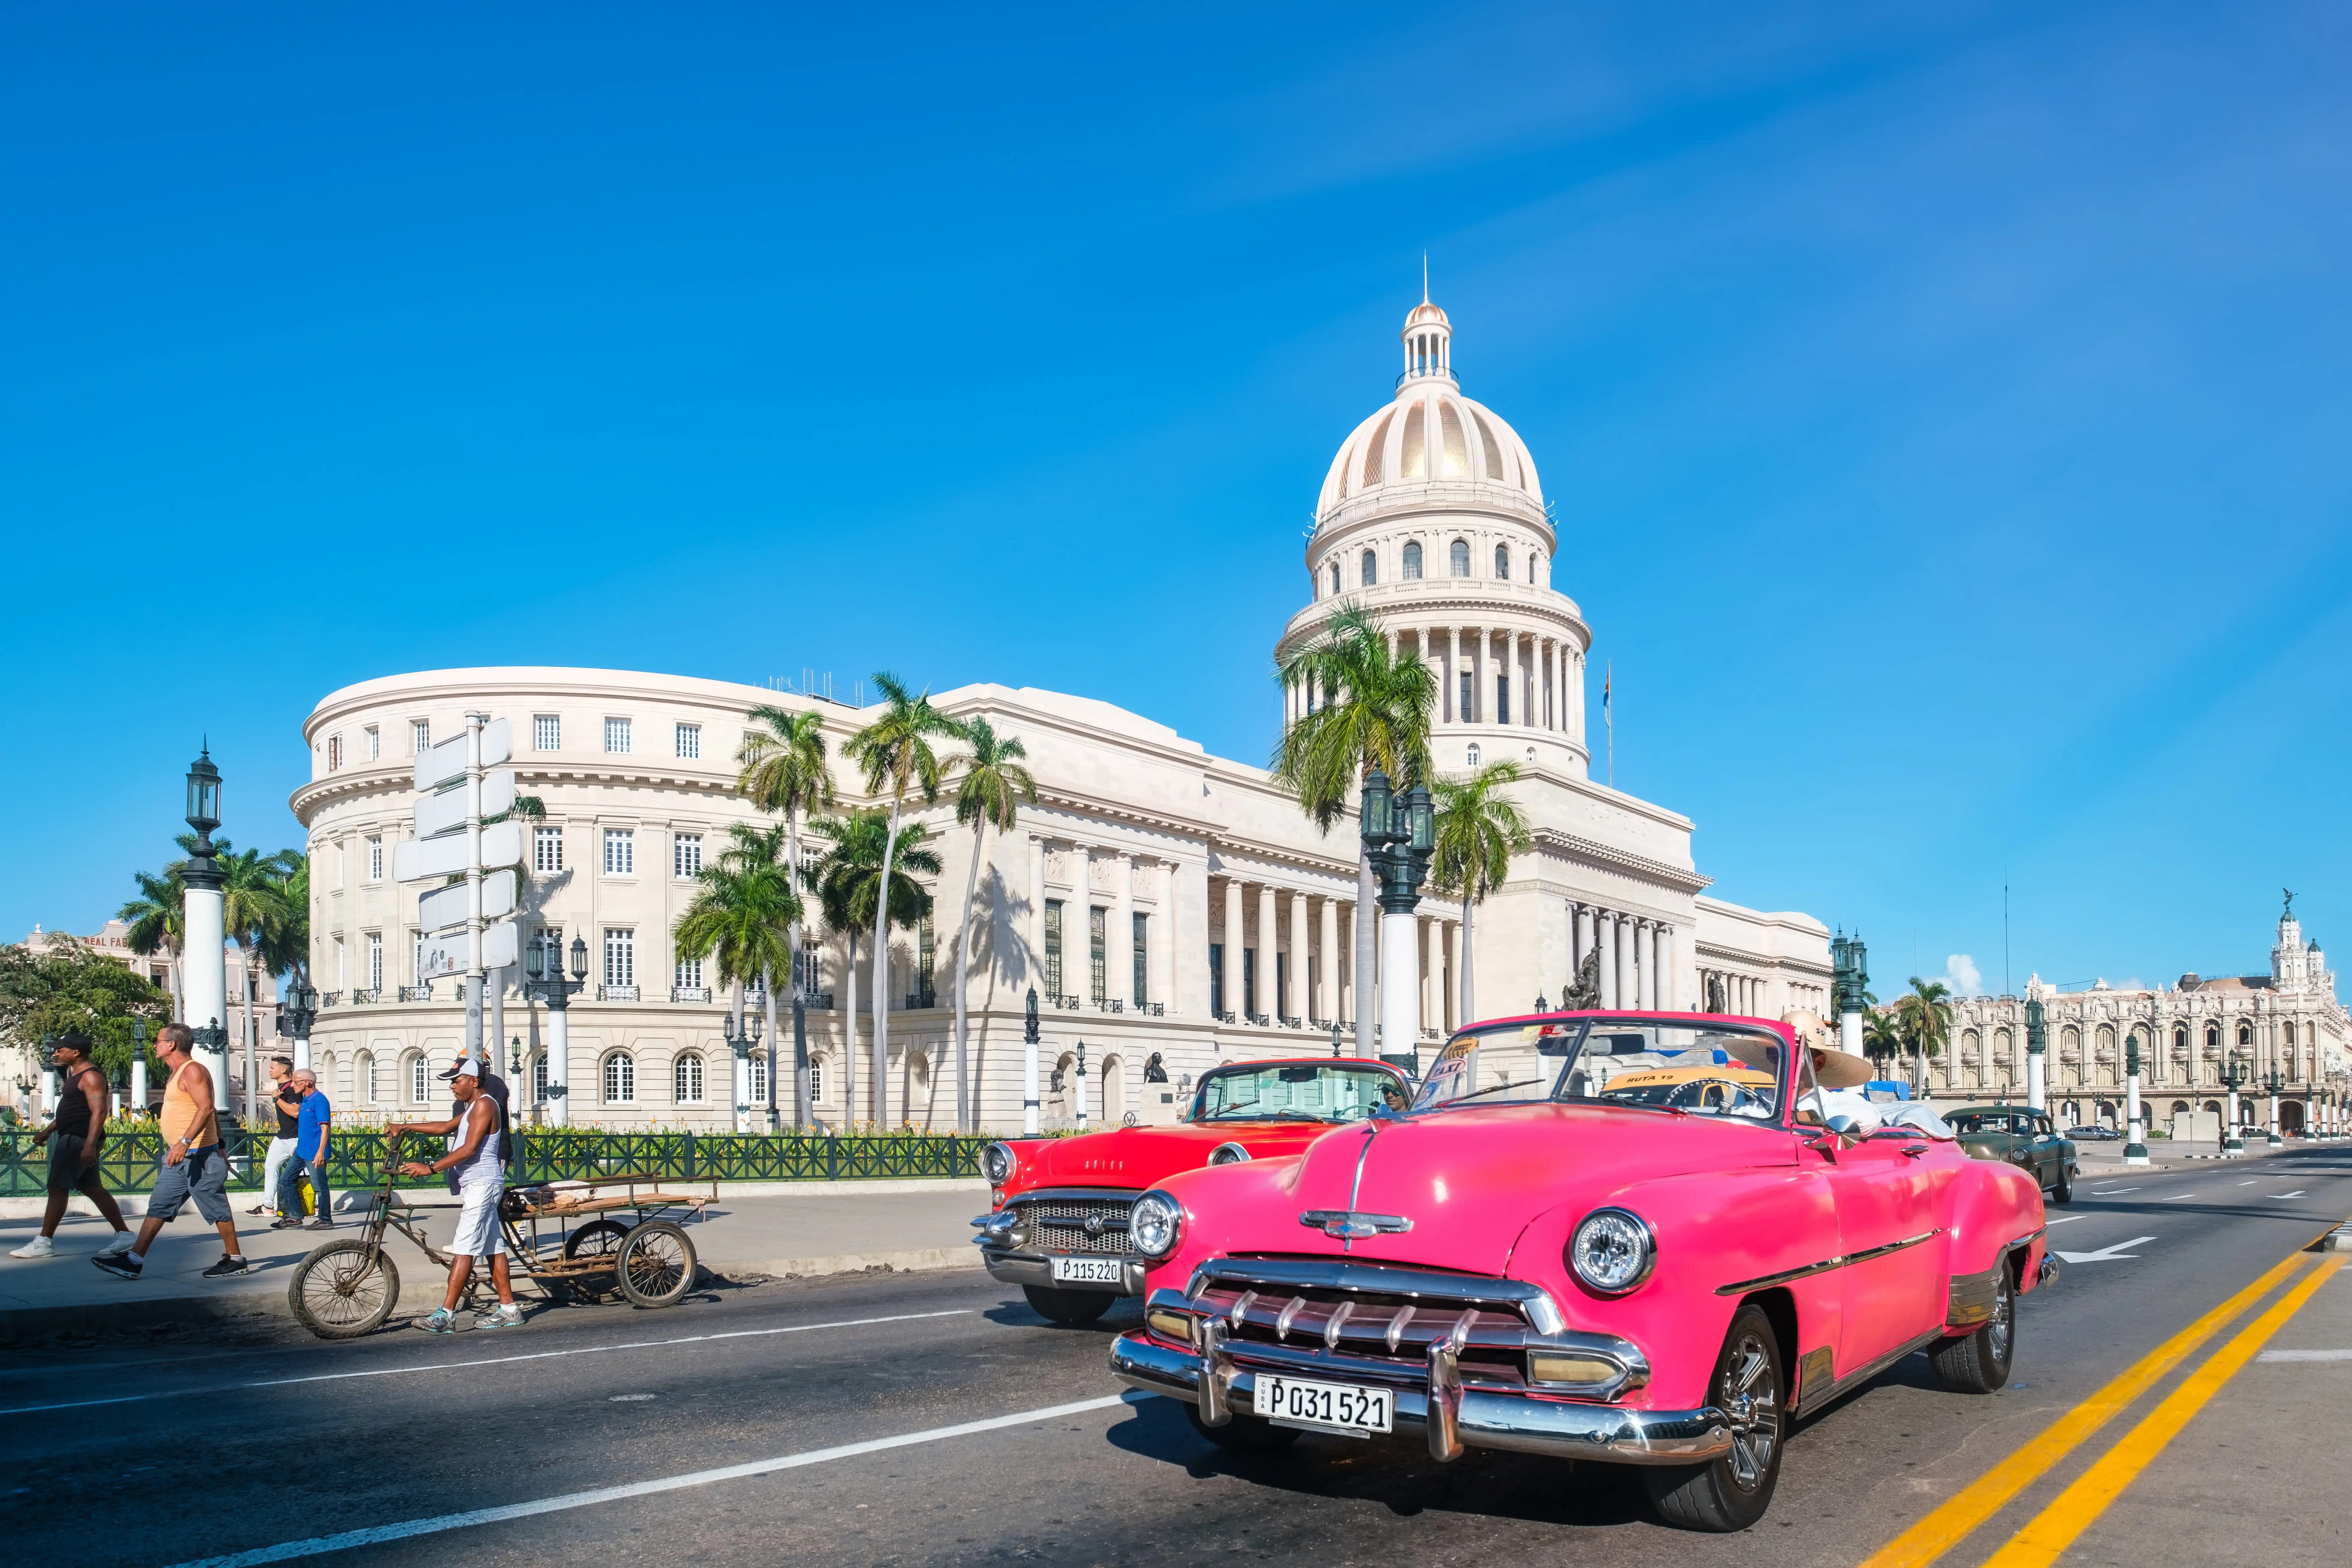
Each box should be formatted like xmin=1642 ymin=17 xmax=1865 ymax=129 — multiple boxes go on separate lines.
xmin=1109 ymin=1011 xmax=2056 ymax=1532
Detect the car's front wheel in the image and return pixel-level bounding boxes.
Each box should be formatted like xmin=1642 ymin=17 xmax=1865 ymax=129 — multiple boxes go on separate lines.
xmin=1930 ymin=1260 xmax=2016 ymax=1393
xmin=2049 ymin=1161 xmax=2073 ymax=1205
xmin=1645 ymin=1303 xmax=1785 ymax=1532
xmin=1022 ymin=1283 xmax=1115 ymax=1326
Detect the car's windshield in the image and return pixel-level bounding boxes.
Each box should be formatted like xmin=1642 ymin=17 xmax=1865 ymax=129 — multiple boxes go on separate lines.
xmin=1193 ymin=1061 xmax=1403 ymax=1122
xmin=1946 ymin=1111 xmax=2017 ymax=1136
xmin=1412 ymin=1017 xmax=1788 ymax=1121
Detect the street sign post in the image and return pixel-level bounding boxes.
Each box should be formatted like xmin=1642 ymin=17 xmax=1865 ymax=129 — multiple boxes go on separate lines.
xmin=393 ymin=712 xmax=512 ymax=1067
xmin=416 ymin=868 xmax=518 ymax=934
xmin=412 ymin=719 xmax=510 ymax=793
xmin=413 ymin=769 xmax=516 ymax=840
xmin=418 ymin=921 xmax=520 ymax=981
xmin=393 ymin=821 xmax=522 ymax=883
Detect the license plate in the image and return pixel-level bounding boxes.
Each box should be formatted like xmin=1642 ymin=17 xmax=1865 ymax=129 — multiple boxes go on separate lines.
xmin=1050 ymin=1256 xmax=1124 ymax=1285
xmin=1255 ymin=1374 xmax=1394 ymax=1436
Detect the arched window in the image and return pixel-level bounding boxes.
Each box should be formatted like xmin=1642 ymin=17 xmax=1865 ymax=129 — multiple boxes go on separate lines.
xmin=1494 ymin=544 xmax=1510 ymax=579
xmin=809 ymin=1056 xmax=825 ymax=1105
xmin=406 ymin=1051 xmax=428 ymax=1105
xmin=1326 ymin=562 xmax=1340 ymax=597
xmin=532 ymin=1052 xmax=548 ymax=1104
xmin=1465 ymin=744 xmax=1481 ymax=767
xmin=2283 ymin=1020 xmax=2297 ymax=1046
xmin=1528 ymin=553 xmax=1537 ymax=583
xmin=358 ymin=1050 xmax=379 ymax=1105
xmin=1360 ymin=549 xmax=1377 ymax=587
xmin=1449 ymin=539 xmax=1470 ymax=577
xmin=1401 ymin=542 xmax=1423 ymax=580
xmin=2237 ymin=1022 xmax=2251 ymax=1046
xmin=2205 ymin=1024 xmax=2219 ymax=1052
xmin=750 ymin=1054 xmax=768 ymax=1105
xmin=673 ymin=1052 xmax=705 ymax=1103
xmin=603 ymin=1051 xmax=635 ymax=1104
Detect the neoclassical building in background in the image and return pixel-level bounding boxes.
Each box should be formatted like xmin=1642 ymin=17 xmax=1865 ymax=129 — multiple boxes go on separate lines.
xmin=1927 ymin=904 xmax=2348 ymax=1135
xmin=292 ymin=299 xmax=1832 ymax=1129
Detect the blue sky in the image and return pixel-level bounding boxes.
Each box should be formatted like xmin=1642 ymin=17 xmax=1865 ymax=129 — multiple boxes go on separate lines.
xmin=5 ymin=2 xmax=2349 ymax=996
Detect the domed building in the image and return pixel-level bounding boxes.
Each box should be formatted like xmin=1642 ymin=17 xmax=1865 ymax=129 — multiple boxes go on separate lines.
xmin=291 ymin=296 xmax=1832 ymax=1130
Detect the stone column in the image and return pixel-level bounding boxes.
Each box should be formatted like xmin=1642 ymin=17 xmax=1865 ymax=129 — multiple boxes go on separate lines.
xmin=1155 ymin=860 xmax=1178 ymax=1012
xmin=1573 ymin=903 xmax=1592 ymax=980
xmin=1569 ymin=649 xmax=1585 ymax=747
xmin=1288 ymin=890 xmax=1309 ymax=1023
xmin=1256 ymin=884 xmax=1277 ymax=1021
xmin=1446 ymin=919 xmax=1463 ymax=1030
xmin=1220 ymin=878 xmax=1243 ymax=1019
xmin=1113 ymin=852 xmax=1135 ymax=1010
xmin=1422 ymin=914 xmax=1441 ymax=1034
xmin=1597 ymin=913 xmax=1618 ymax=1009
xmin=1027 ymin=837 xmax=1046 ymax=995
xmin=1318 ymin=896 xmax=1339 ymax=1022
xmin=1657 ymin=925 xmax=1676 ymax=1011
xmin=1337 ymin=900 xmax=1354 ymax=1023
xmin=1066 ymin=844 xmax=1090 ymax=1003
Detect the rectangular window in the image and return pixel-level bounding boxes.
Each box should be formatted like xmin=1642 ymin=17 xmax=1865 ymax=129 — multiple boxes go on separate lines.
xmin=366 ymin=836 xmax=383 ymax=882
xmin=809 ymin=1057 xmax=824 ymax=1105
xmin=1243 ymin=949 xmax=1257 ymax=1019
xmin=412 ymin=930 xmax=424 ymax=983
xmin=604 ymin=928 xmax=635 ymax=987
xmin=1133 ymin=913 xmax=1148 ymax=1007
xmin=917 ymin=913 xmax=935 ymax=1004
xmin=1460 ymin=672 xmax=1475 ymax=724
xmin=534 ymin=826 xmax=564 ymax=872
xmin=604 ymin=717 xmax=632 ymax=754
xmin=1277 ymin=953 xmax=1289 ymax=1018
xmin=412 ymin=719 xmax=430 ymax=753
xmin=674 ymin=723 xmax=700 ymax=760
xmin=675 ymin=955 xmax=704 ymax=989
xmin=794 ymin=945 xmax=822 ymax=997
xmin=534 ymin=714 xmax=560 ymax=752
xmin=749 ymin=1055 xmax=767 ymax=1105
xmin=366 ymin=933 xmax=383 ymax=992
xmin=674 ymin=833 xmax=703 ymax=878
xmin=327 ymin=735 xmax=343 ymax=771
xmin=604 ymin=828 xmax=635 ymax=875
xmin=1496 ymin=674 xmax=1511 ymax=726
xmin=1044 ymin=900 xmax=1064 ymax=997
xmin=1209 ymin=943 xmax=1224 ymax=1016
xmin=366 ymin=726 xmax=380 ymax=761
xmin=1089 ymin=906 xmax=1107 ymax=1001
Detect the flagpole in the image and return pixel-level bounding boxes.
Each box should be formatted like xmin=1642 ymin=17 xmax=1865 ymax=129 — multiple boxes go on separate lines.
xmin=1604 ymin=662 xmax=1613 ymax=788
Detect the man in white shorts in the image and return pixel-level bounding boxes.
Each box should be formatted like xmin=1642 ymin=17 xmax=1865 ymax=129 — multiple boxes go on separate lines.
xmin=387 ymin=1055 xmax=520 ymax=1333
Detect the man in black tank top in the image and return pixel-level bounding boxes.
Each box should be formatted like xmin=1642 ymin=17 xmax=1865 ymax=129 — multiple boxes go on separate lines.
xmin=12 ymin=1034 xmax=135 ymax=1259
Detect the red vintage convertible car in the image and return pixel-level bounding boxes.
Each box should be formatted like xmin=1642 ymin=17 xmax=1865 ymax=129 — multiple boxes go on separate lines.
xmin=1109 ymin=1011 xmax=2055 ymax=1532
xmin=974 ymin=1057 xmax=1411 ymax=1325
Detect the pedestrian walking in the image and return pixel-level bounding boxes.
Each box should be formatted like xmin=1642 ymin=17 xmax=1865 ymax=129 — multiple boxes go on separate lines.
xmin=254 ymin=1056 xmax=300 ymax=1217
xmin=386 ymin=1054 xmax=520 ymax=1332
xmin=93 ymin=1022 xmax=250 ymax=1281
xmin=9 ymin=1034 xmax=135 ymax=1260
xmin=271 ymin=1069 xmax=333 ymax=1230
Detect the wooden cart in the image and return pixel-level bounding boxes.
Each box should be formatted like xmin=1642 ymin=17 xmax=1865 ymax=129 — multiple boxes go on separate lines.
xmin=288 ymin=1161 xmax=717 ymax=1339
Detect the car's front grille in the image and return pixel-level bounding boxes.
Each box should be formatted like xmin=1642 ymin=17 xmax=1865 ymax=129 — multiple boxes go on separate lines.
xmin=1018 ymin=1196 xmax=1136 ymax=1255
xmin=1190 ymin=1265 xmax=1541 ymax=1389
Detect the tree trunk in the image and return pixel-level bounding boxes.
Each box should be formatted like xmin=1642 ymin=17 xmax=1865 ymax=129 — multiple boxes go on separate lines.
xmin=871 ymin=798 xmax=902 ymax=1127
xmin=240 ymin=947 xmax=259 ymax=1125
xmin=954 ymin=818 xmax=988 ymax=1133
xmin=761 ymin=965 xmax=779 ymax=1131
xmin=1353 ymin=842 xmax=1376 ymax=1056
xmin=1459 ymin=897 xmax=1476 ymax=1025
xmin=841 ymin=929 xmax=858 ymax=1129
xmin=787 ymin=807 xmax=806 ymax=1131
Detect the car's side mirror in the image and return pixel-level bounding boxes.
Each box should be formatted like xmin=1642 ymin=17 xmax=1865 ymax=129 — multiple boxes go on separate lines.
xmin=1804 ymin=1113 xmax=1867 ymax=1154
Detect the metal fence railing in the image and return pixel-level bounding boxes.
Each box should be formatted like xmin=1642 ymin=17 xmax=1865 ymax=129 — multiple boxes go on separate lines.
xmin=0 ymin=1127 xmax=988 ymax=1198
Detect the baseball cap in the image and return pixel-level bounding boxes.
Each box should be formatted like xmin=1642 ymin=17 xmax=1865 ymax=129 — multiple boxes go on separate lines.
xmin=437 ymin=1054 xmax=482 ymax=1082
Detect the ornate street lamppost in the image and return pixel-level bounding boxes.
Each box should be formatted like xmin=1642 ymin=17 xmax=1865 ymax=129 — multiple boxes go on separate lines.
xmin=721 ymin=1006 xmax=764 ymax=1136
xmin=1023 ymin=987 xmax=1041 ymax=1136
xmin=2265 ymin=1067 xmax=2284 ymax=1147
xmin=1330 ymin=1019 xmax=1344 ymax=1060
xmin=2123 ymin=1032 xmax=2149 ymax=1167
xmin=1074 ymin=1041 xmax=1089 ymax=1128
xmin=128 ymin=1017 xmax=149 ymax=1117
xmin=2223 ymin=1049 xmax=2248 ymax=1155
xmin=1360 ymin=767 xmax=1434 ymax=1077
xmin=2025 ymin=996 xmax=2048 ymax=1115
xmin=275 ymin=978 xmax=318 ymax=1074
xmin=180 ymin=746 xmax=231 ymax=1108
xmin=789 ymin=989 xmax=807 ymax=1134
xmin=522 ymin=932 xmax=588 ymax=1127
xmin=1831 ymin=932 xmax=1870 ymax=1058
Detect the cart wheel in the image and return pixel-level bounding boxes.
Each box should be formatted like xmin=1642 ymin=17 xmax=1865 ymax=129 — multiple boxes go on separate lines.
xmin=616 ymin=1221 xmax=698 ymax=1308
xmin=556 ymin=1219 xmax=629 ymax=1305
xmin=289 ymin=1240 xmax=401 ymax=1340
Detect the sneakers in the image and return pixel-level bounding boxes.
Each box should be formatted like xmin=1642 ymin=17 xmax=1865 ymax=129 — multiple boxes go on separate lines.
xmin=9 ymin=1235 xmax=56 ymax=1259
xmin=96 ymin=1230 xmax=136 ymax=1257
xmin=416 ymin=1308 xmax=462 ymax=1334
xmin=202 ymin=1256 xmax=254 ymax=1279
xmin=478 ymin=1304 xmax=525 ymax=1330
xmin=94 ymin=1253 xmax=143 ymax=1280
xmin=248 ymin=1204 xmax=274 ymax=1217
xmin=305 ymin=1219 xmax=334 ymax=1231
xmin=270 ymin=1217 xmax=304 ymax=1230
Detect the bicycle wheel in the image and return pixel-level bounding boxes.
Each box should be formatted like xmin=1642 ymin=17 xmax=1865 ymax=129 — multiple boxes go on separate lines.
xmin=289 ymin=1240 xmax=401 ymax=1340
xmin=615 ymin=1221 xmax=698 ymax=1308
xmin=556 ymin=1219 xmax=628 ymax=1305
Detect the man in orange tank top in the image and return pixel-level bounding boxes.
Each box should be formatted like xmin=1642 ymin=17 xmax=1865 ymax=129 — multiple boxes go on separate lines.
xmin=93 ymin=1023 xmax=250 ymax=1281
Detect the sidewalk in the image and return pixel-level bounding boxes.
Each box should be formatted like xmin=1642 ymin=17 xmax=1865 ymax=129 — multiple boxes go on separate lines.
xmin=0 ymin=1180 xmax=990 ymax=1342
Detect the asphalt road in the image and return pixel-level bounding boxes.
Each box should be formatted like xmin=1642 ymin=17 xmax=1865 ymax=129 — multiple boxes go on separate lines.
xmin=3 ymin=1147 xmax=2347 ymax=1568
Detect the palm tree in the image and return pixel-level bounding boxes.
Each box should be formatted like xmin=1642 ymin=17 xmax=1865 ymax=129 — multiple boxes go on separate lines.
xmin=674 ymin=841 xmax=799 ymax=1129
xmin=946 ymin=717 xmax=1036 ymax=1132
xmin=842 ymin=674 xmax=960 ymax=1125
xmin=1862 ymin=1006 xmax=1902 ymax=1073
xmin=262 ymin=852 xmax=311 ymax=988
xmin=1272 ymin=605 xmax=1435 ymax=1055
xmin=1892 ymin=978 xmax=1954 ymax=1094
xmin=119 ymin=862 xmax=188 ymax=1021
xmin=218 ymin=844 xmax=300 ymax=1122
xmin=809 ymin=808 xmax=943 ymax=1126
xmin=715 ymin=821 xmax=801 ymax=1125
xmin=1426 ymin=760 xmax=1533 ymax=1026
xmin=736 ymin=704 xmax=834 ymax=1021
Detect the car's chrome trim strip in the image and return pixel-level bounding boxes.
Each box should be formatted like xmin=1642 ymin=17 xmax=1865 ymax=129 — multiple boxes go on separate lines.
xmin=1805 ymin=1325 xmax=1952 ymax=1415
xmin=1006 ymin=1187 xmax=1146 ymax=1205
xmin=1713 ymin=1228 xmax=1944 ymax=1297
xmin=1184 ymin=1256 xmax=1568 ymax=1336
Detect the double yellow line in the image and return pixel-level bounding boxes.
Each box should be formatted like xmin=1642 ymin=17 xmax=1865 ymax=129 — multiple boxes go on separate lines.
xmin=1858 ymin=1237 xmax=2344 ymax=1568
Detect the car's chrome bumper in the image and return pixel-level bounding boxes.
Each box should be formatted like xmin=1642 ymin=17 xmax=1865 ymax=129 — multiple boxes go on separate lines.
xmin=979 ymin=1246 xmax=1148 ymax=1296
xmin=1109 ymin=1329 xmax=1731 ymax=1467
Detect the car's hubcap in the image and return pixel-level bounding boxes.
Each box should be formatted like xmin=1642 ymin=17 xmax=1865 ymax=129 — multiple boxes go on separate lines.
xmin=1720 ymin=1331 xmax=1780 ymax=1492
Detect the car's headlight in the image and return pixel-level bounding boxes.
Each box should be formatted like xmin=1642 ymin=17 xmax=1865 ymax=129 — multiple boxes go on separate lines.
xmin=1130 ymin=1190 xmax=1183 ymax=1259
xmin=980 ymin=1141 xmax=1016 ymax=1185
xmin=1567 ymin=1208 xmax=1656 ymax=1295
xmin=1206 ymin=1141 xmax=1251 ymax=1166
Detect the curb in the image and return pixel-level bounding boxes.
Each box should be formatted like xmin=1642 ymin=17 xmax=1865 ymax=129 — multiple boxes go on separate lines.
xmin=729 ymin=1247 xmax=988 ymax=1280
xmin=0 ymin=1176 xmax=989 ymax=1223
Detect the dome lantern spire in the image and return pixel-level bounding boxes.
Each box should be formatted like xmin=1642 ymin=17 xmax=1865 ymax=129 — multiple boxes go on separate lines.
xmin=1400 ymin=286 xmax=1454 ymax=387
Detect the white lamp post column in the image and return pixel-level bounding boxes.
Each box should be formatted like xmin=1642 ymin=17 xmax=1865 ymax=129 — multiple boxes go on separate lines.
xmin=180 ymin=747 xmax=230 ymax=1109
xmin=2123 ymin=1031 xmax=2149 ymax=1167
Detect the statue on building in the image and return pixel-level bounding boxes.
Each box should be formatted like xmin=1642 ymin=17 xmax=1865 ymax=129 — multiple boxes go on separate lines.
xmin=1560 ymin=948 xmax=1602 ymax=1010
xmin=1705 ymin=972 xmax=1727 ymax=1014
xmin=1142 ymin=1052 xmax=1168 ymax=1084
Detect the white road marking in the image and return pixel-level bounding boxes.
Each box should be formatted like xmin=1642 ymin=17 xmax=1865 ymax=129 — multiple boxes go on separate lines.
xmin=2162 ymin=1193 xmax=2198 ymax=1201
xmin=2055 ymin=1236 xmax=2156 ymax=1263
xmin=165 ymin=1391 xmax=1139 ymax=1566
xmin=2043 ymin=1215 xmax=2090 ymax=1226
xmin=0 ymin=1309 xmax=971 ymax=1417
xmin=2271 ymin=1191 xmax=2308 ymax=1199
xmin=2239 ymin=1179 xmax=2259 ymax=1185
xmin=2090 ymin=1187 xmax=2139 ymax=1195
xmin=2255 ymin=1349 xmax=2352 ymax=1362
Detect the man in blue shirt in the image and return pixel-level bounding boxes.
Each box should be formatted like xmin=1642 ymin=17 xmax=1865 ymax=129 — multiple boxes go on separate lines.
xmin=273 ymin=1069 xmax=333 ymax=1230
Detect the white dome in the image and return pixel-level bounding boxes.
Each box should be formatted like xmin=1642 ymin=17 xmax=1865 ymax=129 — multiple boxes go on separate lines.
xmin=1316 ymin=300 xmax=1543 ymax=518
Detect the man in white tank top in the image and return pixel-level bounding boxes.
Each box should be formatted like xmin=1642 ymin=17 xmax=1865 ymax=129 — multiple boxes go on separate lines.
xmin=387 ymin=1055 xmax=520 ymax=1333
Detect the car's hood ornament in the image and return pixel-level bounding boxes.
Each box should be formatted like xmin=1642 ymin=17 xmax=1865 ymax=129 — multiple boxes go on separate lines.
xmin=1298 ymin=1210 xmax=1414 ymax=1239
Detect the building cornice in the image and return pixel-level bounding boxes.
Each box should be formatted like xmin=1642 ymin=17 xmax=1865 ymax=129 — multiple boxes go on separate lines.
xmin=1534 ymin=827 xmax=1710 ymax=895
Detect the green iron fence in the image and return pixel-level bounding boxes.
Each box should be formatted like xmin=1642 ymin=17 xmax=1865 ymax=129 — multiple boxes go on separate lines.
xmin=0 ymin=1127 xmax=987 ymax=1199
